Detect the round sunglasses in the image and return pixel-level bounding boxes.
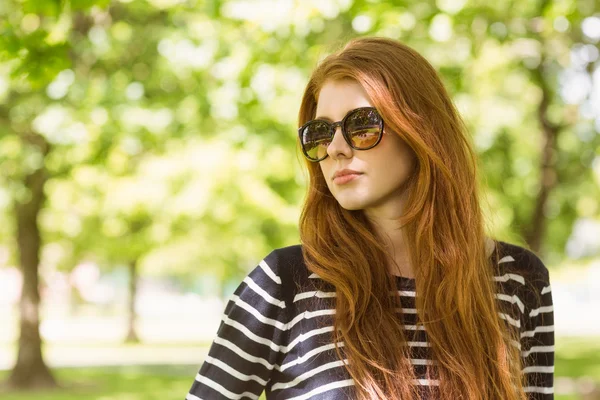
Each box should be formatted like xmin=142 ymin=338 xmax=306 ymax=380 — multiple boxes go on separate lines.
xmin=298 ymin=107 xmax=384 ymax=162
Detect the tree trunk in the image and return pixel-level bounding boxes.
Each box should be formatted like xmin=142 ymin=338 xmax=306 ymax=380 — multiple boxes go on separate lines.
xmin=125 ymin=259 xmax=140 ymax=343
xmin=8 ymin=132 xmax=56 ymax=389
xmin=522 ymin=0 xmax=563 ymax=254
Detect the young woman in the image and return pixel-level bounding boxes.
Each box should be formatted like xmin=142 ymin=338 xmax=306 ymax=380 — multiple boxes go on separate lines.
xmin=185 ymin=36 xmax=554 ymax=400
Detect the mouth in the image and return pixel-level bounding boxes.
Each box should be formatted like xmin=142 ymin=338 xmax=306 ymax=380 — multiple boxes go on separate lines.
xmin=333 ymin=173 xmax=362 ymax=185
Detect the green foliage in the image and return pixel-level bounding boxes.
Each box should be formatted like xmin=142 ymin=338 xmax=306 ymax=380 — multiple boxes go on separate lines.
xmin=0 ymin=0 xmax=599 ymax=284
xmin=21 ymin=0 xmax=62 ymax=17
xmin=11 ymin=40 xmax=70 ymax=89
xmin=70 ymin=0 xmax=111 ymax=11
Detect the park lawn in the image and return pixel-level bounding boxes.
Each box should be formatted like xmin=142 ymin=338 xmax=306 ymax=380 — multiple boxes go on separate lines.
xmin=0 ymin=364 xmax=580 ymax=400
xmin=0 ymin=336 xmax=597 ymax=400
xmin=555 ymin=336 xmax=600 ymax=380
xmin=0 ymin=365 xmax=198 ymax=400
xmin=0 ymin=365 xmax=269 ymax=400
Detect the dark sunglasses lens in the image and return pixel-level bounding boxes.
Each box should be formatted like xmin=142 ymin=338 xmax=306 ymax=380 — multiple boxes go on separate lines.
xmin=345 ymin=109 xmax=383 ymax=148
xmin=300 ymin=121 xmax=331 ymax=161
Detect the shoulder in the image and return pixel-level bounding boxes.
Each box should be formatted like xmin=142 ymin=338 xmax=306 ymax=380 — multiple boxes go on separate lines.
xmin=494 ymin=240 xmax=550 ymax=285
xmin=493 ymin=240 xmax=552 ymax=313
xmin=265 ymin=244 xmax=304 ymax=267
xmin=263 ymin=244 xmax=307 ymax=278
xmin=247 ymin=244 xmax=310 ymax=290
xmin=262 ymin=244 xmax=311 ymax=306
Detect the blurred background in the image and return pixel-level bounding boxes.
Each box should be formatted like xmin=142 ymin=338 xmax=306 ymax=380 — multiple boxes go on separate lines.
xmin=0 ymin=0 xmax=599 ymax=399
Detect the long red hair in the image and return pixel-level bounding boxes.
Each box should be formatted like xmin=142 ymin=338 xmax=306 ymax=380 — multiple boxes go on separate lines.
xmin=297 ymin=36 xmax=526 ymax=399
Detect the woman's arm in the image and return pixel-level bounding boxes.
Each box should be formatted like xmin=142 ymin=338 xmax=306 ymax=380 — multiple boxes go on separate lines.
xmin=520 ymin=254 xmax=555 ymax=399
xmin=185 ymin=253 xmax=289 ymax=400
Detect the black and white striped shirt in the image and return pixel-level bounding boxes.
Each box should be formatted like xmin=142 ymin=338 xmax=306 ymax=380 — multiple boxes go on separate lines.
xmin=186 ymin=240 xmax=554 ymax=399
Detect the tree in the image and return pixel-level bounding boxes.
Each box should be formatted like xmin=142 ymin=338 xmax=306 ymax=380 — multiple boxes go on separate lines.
xmin=1 ymin=0 xmax=598 ymax=391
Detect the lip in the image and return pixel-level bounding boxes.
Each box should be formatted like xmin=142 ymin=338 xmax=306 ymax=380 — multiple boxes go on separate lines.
xmin=332 ymin=169 xmax=363 ymax=185
xmin=333 ymin=173 xmax=362 ymax=185
xmin=333 ymin=169 xmax=363 ymax=180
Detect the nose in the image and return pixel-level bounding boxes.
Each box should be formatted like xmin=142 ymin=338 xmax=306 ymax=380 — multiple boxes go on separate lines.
xmin=326 ymin=125 xmax=353 ymax=159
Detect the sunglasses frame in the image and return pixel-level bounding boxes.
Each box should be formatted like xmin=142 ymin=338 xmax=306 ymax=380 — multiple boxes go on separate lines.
xmin=298 ymin=106 xmax=385 ymax=162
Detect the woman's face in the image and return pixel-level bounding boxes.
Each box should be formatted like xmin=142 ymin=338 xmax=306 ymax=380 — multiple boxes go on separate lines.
xmin=316 ymin=79 xmax=417 ymax=214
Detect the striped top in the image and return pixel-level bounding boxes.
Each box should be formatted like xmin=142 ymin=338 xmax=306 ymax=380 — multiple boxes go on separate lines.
xmin=186 ymin=240 xmax=554 ymax=399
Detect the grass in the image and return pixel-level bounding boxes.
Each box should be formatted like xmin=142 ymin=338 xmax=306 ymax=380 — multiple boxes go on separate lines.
xmin=0 ymin=365 xmax=269 ymax=400
xmin=555 ymin=336 xmax=600 ymax=380
xmin=0 ymin=365 xmax=579 ymax=400
xmin=0 ymin=365 xmax=198 ymax=400
xmin=0 ymin=336 xmax=597 ymax=399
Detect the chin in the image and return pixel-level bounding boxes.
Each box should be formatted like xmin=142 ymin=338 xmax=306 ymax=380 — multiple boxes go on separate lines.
xmin=339 ymin=204 xmax=364 ymax=211
xmin=334 ymin=197 xmax=369 ymax=211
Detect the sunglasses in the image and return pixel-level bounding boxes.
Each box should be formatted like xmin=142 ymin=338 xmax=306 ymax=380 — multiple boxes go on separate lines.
xmin=298 ymin=107 xmax=384 ymax=162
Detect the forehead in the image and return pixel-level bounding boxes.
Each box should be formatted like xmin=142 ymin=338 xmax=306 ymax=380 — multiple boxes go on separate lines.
xmin=315 ymin=79 xmax=373 ymax=120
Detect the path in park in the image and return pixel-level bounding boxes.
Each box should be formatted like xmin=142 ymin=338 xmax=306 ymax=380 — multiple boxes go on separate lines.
xmin=0 ymin=343 xmax=210 ymax=371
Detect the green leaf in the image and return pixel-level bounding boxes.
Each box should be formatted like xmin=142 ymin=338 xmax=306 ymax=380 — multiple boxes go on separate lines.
xmin=21 ymin=0 xmax=62 ymax=17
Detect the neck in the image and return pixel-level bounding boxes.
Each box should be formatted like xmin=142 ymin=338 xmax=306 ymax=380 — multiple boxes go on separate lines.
xmin=364 ymin=205 xmax=496 ymax=280
xmin=363 ymin=209 xmax=413 ymax=278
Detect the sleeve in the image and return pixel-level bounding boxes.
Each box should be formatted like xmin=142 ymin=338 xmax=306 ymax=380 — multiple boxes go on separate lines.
xmin=185 ymin=251 xmax=290 ymax=400
xmin=520 ymin=252 xmax=554 ymax=399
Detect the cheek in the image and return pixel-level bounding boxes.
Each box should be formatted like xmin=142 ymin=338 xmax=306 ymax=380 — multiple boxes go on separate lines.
xmin=380 ymin=138 xmax=415 ymax=169
xmin=318 ymin=164 xmax=327 ymax=180
xmin=364 ymin=148 xmax=415 ymax=185
xmin=318 ymin=160 xmax=334 ymax=179
xmin=318 ymin=165 xmax=333 ymax=189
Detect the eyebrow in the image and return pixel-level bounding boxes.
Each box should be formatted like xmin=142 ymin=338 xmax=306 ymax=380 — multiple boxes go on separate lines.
xmin=315 ymin=106 xmax=367 ymax=122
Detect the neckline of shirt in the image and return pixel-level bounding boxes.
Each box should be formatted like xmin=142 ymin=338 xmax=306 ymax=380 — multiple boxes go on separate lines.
xmin=394 ymin=275 xmax=416 ymax=286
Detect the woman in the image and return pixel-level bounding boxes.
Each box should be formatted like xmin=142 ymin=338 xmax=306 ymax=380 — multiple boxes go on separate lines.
xmin=185 ymin=37 xmax=554 ymax=400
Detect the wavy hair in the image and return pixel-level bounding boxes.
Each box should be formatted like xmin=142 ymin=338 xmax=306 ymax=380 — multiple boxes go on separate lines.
xmin=297 ymin=36 xmax=526 ymax=399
